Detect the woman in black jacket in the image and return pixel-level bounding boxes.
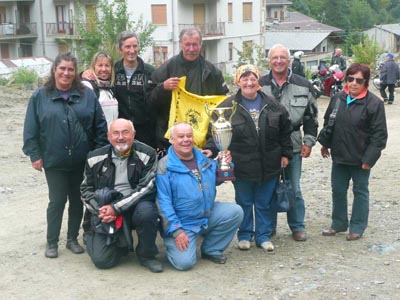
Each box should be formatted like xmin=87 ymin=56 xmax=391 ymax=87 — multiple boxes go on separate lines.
xmin=23 ymin=52 xmax=108 ymax=258
xmin=206 ymin=65 xmax=292 ymax=253
xmin=321 ymin=63 xmax=388 ymax=241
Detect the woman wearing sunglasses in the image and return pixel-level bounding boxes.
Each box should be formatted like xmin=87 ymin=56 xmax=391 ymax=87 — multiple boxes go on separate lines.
xmin=320 ymin=63 xmax=388 ymax=241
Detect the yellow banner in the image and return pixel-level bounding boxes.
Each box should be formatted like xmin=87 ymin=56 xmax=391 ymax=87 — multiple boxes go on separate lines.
xmin=165 ymin=76 xmax=227 ymax=148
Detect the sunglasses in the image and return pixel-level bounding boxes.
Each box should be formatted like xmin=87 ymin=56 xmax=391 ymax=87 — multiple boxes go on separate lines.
xmin=346 ymin=76 xmax=366 ymax=84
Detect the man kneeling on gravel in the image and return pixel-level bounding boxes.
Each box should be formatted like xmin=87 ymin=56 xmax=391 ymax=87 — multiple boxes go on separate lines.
xmin=80 ymin=119 xmax=163 ymax=273
xmin=156 ymin=122 xmax=243 ymax=270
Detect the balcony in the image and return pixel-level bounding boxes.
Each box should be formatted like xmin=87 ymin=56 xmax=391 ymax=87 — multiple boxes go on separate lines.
xmin=0 ymin=23 xmax=37 ymax=39
xmin=46 ymin=22 xmax=77 ymax=37
xmin=53 ymin=0 xmax=98 ymax=3
xmin=179 ymin=22 xmax=225 ymax=38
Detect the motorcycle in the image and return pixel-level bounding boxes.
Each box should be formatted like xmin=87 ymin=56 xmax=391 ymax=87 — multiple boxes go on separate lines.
xmin=310 ymin=64 xmax=344 ymax=98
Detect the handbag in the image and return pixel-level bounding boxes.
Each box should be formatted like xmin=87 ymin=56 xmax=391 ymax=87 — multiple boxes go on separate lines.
xmin=271 ymin=168 xmax=295 ymax=213
xmin=317 ymin=98 xmax=341 ymax=148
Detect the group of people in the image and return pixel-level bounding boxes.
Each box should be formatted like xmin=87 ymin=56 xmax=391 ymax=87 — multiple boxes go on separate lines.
xmin=22 ymin=27 xmax=388 ymax=273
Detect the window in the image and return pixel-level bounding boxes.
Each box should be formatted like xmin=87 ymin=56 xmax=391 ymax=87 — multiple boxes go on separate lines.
xmin=56 ymin=5 xmax=66 ymax=33
xmin=153 ymin=46 xmax=168 ymax=66
xmin=228 ymin=43 xmax=233 ymax=61
xmin=243 ymin=41 xmax=253 ymax=58
xmin=58 ymin=43 xmax=68 ymax=54
xmin=84 ymin=5 xmax=97 ymax=32
xmin=228 ymin=3 xmax=233 ymax=22
xmin=152 ymin=5 xmax=167 ymax=25
xmin=0 ymin=7 xmax=6 ymax=24
xmin=21 ymin=5 xmax=31 ymax=23
xmin=243 ymin=2 xmax=252 ymax=22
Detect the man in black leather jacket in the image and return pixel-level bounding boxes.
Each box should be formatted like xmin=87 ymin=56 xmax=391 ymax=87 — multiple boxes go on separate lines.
xmin=151 ymin=28 xmax=229 ymax=150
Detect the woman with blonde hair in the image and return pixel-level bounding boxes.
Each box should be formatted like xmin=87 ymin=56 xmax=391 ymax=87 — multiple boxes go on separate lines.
xmin=82 ymin=51 xmax=118 ymax=127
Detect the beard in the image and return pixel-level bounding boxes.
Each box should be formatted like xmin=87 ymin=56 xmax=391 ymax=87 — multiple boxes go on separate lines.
xmin=115 ymin=144 xmax=130 ymax=153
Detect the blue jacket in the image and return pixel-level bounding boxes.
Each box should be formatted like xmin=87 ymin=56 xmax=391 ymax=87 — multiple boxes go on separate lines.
xmin=156 ymin=147 xmax=218 ymax=237
xmin=23 ymin=85 xmax=108 ymax=171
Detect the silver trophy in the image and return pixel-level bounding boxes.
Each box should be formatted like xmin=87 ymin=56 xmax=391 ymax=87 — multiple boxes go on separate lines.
xmin=205 ymin=101 xmax=237 ymax=182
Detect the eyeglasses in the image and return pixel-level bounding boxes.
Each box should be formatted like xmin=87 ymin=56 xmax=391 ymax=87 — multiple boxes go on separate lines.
xmin=346 ymin=76 xmax=366 ymax=84
xmin=111 ymin=130 xmax=131 ymax=138
xmin=270 ymin=55 xmax=288 ymax=61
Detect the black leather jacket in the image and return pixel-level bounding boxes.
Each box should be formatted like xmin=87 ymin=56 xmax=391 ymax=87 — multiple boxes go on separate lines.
xmin=205 ymin=91 xmax=293 ymax=182
xmin=151 ymin=52 xmax=229 ymax=148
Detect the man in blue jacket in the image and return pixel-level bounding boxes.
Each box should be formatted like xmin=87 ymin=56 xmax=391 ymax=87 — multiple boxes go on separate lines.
xmin=156 ymin=122 xmax=243 ymax=271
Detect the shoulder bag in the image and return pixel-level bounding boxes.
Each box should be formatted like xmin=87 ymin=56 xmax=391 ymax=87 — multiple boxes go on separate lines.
xmin=317 ymin=98 xmax=341 ymax=148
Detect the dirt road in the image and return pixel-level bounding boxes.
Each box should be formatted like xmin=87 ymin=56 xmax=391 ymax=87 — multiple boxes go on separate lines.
xmin=0 ymin=85 xmax=399 ymax=300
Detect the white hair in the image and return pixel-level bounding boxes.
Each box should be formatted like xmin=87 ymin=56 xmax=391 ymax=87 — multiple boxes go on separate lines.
xmin=108 ymin=118 xmax=136 ymax=132
xmin=169 ymin=122 xmax=192 ymax=138
xmin=268 ymin=44 xmax=290 ymax=59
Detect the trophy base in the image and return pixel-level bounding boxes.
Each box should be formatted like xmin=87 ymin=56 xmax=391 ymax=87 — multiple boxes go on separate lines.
xmin=217 ymin=168 xmax=236 ymax=183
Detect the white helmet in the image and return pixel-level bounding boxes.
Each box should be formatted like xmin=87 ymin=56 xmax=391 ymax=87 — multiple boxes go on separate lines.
xmin=294 ymin=51 xmax=304 ymax=59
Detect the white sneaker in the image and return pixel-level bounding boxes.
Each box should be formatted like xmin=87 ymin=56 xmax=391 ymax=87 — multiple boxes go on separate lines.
xmin=237 ymin=240 xmax=251 ymax=250
xmin=260 ymin=241 xmax=275 ymax=253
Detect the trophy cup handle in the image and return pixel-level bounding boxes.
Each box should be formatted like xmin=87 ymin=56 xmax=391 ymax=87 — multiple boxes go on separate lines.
xmin=204 ymin=103 xmax=214 ymax=120
xmin=228 ymin=101 xmax=237 ymax=123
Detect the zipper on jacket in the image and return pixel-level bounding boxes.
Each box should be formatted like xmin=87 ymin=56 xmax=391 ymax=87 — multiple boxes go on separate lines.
xmin=65 ymin=101 xmax=73 ymax=156
xmin=238 ymin=103 xmax=269 ymax=136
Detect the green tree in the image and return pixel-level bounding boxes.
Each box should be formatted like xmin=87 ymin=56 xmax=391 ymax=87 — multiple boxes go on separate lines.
xmin=234 ymin=43 xmax=268 ymax=72
xmin=74 ymin=0 xmax=155 ymax=68
xmin=351 ymin=36 xmax=382 ymax=68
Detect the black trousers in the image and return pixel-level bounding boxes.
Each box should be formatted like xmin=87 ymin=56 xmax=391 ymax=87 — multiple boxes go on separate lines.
xmin=380 ymin=83 xmax=395 ymax=102
xmin=85 ymin=201 xmax=159 ymax=269
xmin=44 ymin=167 xmax=84 ymax=245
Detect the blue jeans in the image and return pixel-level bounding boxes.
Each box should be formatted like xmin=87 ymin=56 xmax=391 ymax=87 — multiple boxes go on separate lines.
xmin=163 ymin=202 xmax=243 ymax=271
xmin=330 ymin=163 xmax=370 ymax=235
xmin=233 ymin=177 xmax=277 ymax=245
xmin=272 ymin=153 xmax=305 ymax=232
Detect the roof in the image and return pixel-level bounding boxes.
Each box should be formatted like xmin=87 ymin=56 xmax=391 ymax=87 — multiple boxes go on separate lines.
xmin=0 ymin=57 xmax=52 ymax=78
xmin=265 ymin=31 xmax=330 ymax=51
xmin=267 ymin=11 xmax=343 ymax=32
xmin=372 ymin=23 xmax=400 ymax=36
xmin=266 ymin=0 xmax=293 ymax=5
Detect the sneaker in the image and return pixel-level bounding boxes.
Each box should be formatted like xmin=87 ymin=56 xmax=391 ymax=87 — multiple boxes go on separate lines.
xmin=388 ymin=101 xmax=393 ymax=104
xmin=237 ymin=240 xmax=251 ymax=250
xmin=138 ymin=257 xmax=163 ymax=273
xmin=66 ymin=239 xmax=85 ymax=254
xmin=45 ymin=243 xmax=58 ymax=258
xmin=260 ymin=241 xmax=275 ymax=253
xmin=201 ymin=252 xmax=227 ymax=264
xmin=384 ymin=98 xmax=388 ymax=103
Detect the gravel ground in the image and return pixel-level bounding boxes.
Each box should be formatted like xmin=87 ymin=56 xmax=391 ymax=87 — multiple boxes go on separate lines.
xmin=0 ymin=85 xmax=399 ymax=300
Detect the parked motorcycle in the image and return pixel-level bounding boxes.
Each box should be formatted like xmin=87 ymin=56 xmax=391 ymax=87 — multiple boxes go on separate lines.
xmin=310 ymin=64 xmax=344 ymax=98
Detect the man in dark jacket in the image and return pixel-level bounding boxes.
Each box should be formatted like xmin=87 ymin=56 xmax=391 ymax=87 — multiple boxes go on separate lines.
xmin=331 ymin=48 xmax=346 ymax=71
xmin=380 ymin=53 xmax=400 ymax=104
xmin=83 ymin=31 xmax=157 ymax=148
xmin=81 ymin=118 xmax=163 ymax=273
xmin=259 ymin=44 xmax=318 ymax=242
xmin=151 ymin=28 xmax=229 ymax=150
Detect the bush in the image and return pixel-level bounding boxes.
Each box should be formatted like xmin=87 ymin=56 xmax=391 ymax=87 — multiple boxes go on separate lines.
xmin=0 ymin=77 xmax=8 ymax=86
xmin=10 ymin=67 xmax=39 ymax=85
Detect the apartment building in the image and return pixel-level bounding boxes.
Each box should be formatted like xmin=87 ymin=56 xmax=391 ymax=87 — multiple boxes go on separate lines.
xmin=0 ymin=0 xmax=96 ymax=60
xmin=0 ymin=0 xmax=264 ymax=75
xmin=0 ymin=0 xmax=37 ymax=58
